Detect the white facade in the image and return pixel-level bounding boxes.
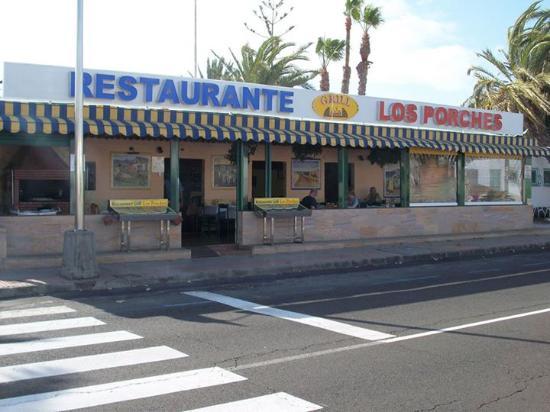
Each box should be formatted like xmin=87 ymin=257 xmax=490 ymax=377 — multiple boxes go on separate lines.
xmin=532 ymin=157 xmax=550 ymax=208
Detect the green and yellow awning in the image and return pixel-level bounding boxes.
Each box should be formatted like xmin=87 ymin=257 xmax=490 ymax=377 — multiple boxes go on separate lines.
xmin=0 ymin=100 xmax=547 ymax=156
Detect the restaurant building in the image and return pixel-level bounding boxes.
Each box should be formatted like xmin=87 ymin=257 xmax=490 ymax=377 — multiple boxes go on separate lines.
xmin=0 ymin=62 xmax=548 ymax=264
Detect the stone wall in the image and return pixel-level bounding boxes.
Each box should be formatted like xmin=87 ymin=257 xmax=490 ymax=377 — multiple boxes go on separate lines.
xmin=239 ymin=205 xmax=534 ymax=246
xmin=0 ymin=215 xmax=182 ymax=257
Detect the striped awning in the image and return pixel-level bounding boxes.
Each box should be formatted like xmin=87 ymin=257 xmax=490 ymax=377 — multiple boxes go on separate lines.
xmin=1 ymin=100 xmax=547 ymax=156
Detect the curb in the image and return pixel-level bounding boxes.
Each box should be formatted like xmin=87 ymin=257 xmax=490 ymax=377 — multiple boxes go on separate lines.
xmin=1 ymin=241 xmax=549 ymax=300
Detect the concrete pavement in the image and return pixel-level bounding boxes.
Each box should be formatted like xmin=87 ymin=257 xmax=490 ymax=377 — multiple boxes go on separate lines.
xmin=1 ymin=227 xmax=550 ymax=299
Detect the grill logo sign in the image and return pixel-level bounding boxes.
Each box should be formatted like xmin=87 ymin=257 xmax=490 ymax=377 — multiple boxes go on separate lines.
xmin=312 ymin=93 xmax=359 ymax=120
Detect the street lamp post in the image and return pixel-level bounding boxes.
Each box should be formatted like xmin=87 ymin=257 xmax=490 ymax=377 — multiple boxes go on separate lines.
xmin=61 ymin=0 xmax=97 ymax=280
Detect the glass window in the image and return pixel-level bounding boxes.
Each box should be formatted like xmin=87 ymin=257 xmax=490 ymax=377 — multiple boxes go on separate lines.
xmin=465 ymin=157 xmax=522 ymax=203
xmin=544 ymin=170 xmax=550 ymax=187
xmin=532 ymin=169 xmax=540 ymax=186
xmin=410 ymin=154 xmax=457 ymax=204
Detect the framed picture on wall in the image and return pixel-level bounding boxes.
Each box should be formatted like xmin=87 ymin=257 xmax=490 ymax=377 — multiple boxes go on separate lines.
xmin=291 ymin=159 xmax=321 ymax=190
xmin=212 ymin=156 xmax=237 ymax=188
xmin=383 ymin=164 xmax=400 ymax=198
xmin=111 ymin=153 xmax=151 ymax=189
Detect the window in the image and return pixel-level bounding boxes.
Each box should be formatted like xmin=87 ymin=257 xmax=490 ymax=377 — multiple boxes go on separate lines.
xmin=532 ymin=169 xmax=541 ymax=186
xmin=410 ymin=153 xmax=457 ymax=205
xmin=465 ymin=157 xmax=522 ymax=204
xmin=544 ymin=170 xmax=550 ymax=187
xmin=489 ymin=169 xmax=501 ymax=190
xmin=85 ymin=161 xmax=96 ymax=191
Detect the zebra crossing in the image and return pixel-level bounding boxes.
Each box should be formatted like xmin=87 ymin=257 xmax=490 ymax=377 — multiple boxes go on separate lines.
xmin=0 ymin=303 xmax=322 ymax=411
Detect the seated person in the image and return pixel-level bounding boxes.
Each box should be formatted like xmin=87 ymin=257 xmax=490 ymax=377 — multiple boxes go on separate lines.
xmin=301 ymin=189 xmax=319 ymax=209
xmin=365 ymin=186 xmax=383 ymax=206
xmin=347 ymin=191 xmax=359 ymax=208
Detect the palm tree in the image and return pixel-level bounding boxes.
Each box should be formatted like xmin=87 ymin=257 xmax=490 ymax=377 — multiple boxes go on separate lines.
xmin=316 ymin=37 xmax=346 ymax=91
xmin=465 ymin=1 xmax=550 ymax=144
xmin=198 ymin=57 xmax=235 ymax=81
xmin=213 ymin=36 xmax=317 ymax=88
xmin=341 ymin=0 xmax=363 ymax=94
xmin=354 ymin=4 xmax=383 ymax=96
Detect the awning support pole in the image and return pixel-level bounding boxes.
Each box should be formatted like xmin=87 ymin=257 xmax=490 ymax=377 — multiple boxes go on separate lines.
xmin=264 ymin=141 xmax=272 ymax=197
xmin=337 ymin=146 xmax=348 ymax=209
xmin=400 ymin=148 xmax=410 ymax=207
xmin=235 ymin=140 xmax=249 ymax=246
xmin=457 ymin=153 xmax=465 ymax=206
xmin=169 ymin=139 xmax=180 ymax=212
xmin=523 ymin=156 xmax=532 ymax=205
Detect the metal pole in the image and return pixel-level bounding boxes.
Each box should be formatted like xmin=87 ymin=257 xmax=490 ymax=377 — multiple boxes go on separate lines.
xmin=194 ymin=0 xmax=198 ymax=77
xmin=75 ymin=0 xmax=85 ymax=230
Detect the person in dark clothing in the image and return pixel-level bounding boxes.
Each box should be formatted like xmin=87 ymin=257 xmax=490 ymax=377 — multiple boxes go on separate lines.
xmin=301 ymin=189 xmax=319 ymax=209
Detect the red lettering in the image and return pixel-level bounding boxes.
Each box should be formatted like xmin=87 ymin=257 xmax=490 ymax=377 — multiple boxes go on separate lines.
xmin=378 ymin=101 xmax=391 ymax=121
xmin=434 ymin=107 xmax=447 ymax=125
xmin=471 ymin=112 xmax=482 ymax=128
xmin=422 ymin=105 xmax=434 ymax=123
xmin=483 ymin=113 xmax=492 ymax=130
xmin=405 ymin=104 xmax=418 ymax=123
xmin=391 ymin=102 xmax=405 ymax=121
xmin=447 ymin=109 xmax=458 ymax=127
xmin=459 ymin=110 xmax=470 ymax=127
xmin=493 ymin=114 xmax=502 ymax=131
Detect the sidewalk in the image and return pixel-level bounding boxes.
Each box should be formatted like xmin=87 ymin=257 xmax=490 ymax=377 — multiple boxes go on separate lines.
xmin=1 ymin=227 xmax=550 ymax=299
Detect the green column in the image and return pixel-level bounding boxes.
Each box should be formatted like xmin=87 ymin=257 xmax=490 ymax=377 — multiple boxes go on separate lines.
xmin=236 ymin=140 xmax=249 ymax=211
xmin=337 ymin=146 xmax=348 ymax=209
xmin=457 ymin=153 xmax=465 ymax=206
xmin=169 ymin=139 xmax=180 ymax=212
xmin=524 ymin=156 xmax=532 ymax=205
xmin=264 ymin=141 xmax=272 ymax=198
xmin=400 ymin=148 xmax=410 ymax=207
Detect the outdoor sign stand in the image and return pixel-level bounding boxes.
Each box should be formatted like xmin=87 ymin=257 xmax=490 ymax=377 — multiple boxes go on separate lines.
xmin=254 ymin=198 xmax=311 ymax=245
xmin=107 ymin=199 xmax=178 ymax=252
xmin=61 ymin=0 xmax=97 ymax=280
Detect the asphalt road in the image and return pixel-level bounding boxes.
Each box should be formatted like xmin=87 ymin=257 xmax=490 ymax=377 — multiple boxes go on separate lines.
xmin=1 ymin=251 xmax=549 ymax=411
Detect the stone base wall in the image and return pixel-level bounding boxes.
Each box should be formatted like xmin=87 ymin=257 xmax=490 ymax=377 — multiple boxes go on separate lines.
xmin=0 ymin=215 xmax=182 ymax=257
xmin=239 ymin=205 xmax=534 ymax=246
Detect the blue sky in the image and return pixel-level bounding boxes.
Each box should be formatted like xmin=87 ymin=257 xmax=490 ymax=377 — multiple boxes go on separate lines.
xmin=0 ymin=0 xmax=547 ymax=106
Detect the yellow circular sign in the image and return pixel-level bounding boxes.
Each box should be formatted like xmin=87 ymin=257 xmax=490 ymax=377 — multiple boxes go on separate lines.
xmin=312 ymin=93 xmax=359 ymax=120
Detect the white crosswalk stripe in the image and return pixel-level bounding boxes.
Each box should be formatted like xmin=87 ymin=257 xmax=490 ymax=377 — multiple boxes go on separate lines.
xmin=0 ymin=346 xmax=187 ymax=383
xmin=183 ymin=392 xmax=323 ymax=411
xmin=0 ymin=330 xmax=142 ymax=356
xmin=0 ymin=367 xmax=247 ymax=411
xmin=0 ymin=305 xmax=323 ymax=411
xmin=0 ymin=317 xmax=104 ymax=337
xmin=186 ymin=291 xmax=394 ymax=341
xmin=0 ymin=306 xmax=76 ymax=320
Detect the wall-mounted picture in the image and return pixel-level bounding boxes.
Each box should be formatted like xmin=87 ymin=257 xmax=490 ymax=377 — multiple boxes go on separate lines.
xmin=213 ymin=156 xmax=237 ymax=188
xmin=291 ymin=159 xmax=321 ymax=189
xmin=384 ymin=164 xmax=400 ymax=198
xmin=111 ymin=153 xmax=150 ymax=189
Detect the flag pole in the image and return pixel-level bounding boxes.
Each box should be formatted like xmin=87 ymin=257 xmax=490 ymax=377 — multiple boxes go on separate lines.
xmin=194 ymin=0 xmax=198 ymax=77
xmin=75 ymin=0 xmax=84 ymax=230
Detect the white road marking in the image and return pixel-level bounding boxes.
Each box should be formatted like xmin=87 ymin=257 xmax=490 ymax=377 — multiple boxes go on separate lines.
xmin=186 ymin=291 xmax=394 ymax=341
xmin=184 ymin=392 xmax=322 ymax=411
xmin=270 ymin=267 xmax=550 ymax=309
xmin=0 ymin=306 xmax=76 ymax=320
xmin=0 ymin=367 xmax=246 ymax=412
xmin=0 ymin=331 xmax=142 ymax=356
xmin=0 ymin=346 xmax=187 ymax=383
xmin=232 ymin=306 xmax=550 ymax=371
xmin=0 ymin=317 xmax=104 ymax=337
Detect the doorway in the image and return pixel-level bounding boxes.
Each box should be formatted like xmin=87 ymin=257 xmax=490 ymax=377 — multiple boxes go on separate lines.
xmin=324 ymin=162 xmax=354 ymax=205
xmin=252 ymin=161 xmax=286 ymax=198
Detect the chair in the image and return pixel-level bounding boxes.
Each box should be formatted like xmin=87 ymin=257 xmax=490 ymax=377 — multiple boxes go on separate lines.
xmin=200 ymin=205 xmax=219 ymax=235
